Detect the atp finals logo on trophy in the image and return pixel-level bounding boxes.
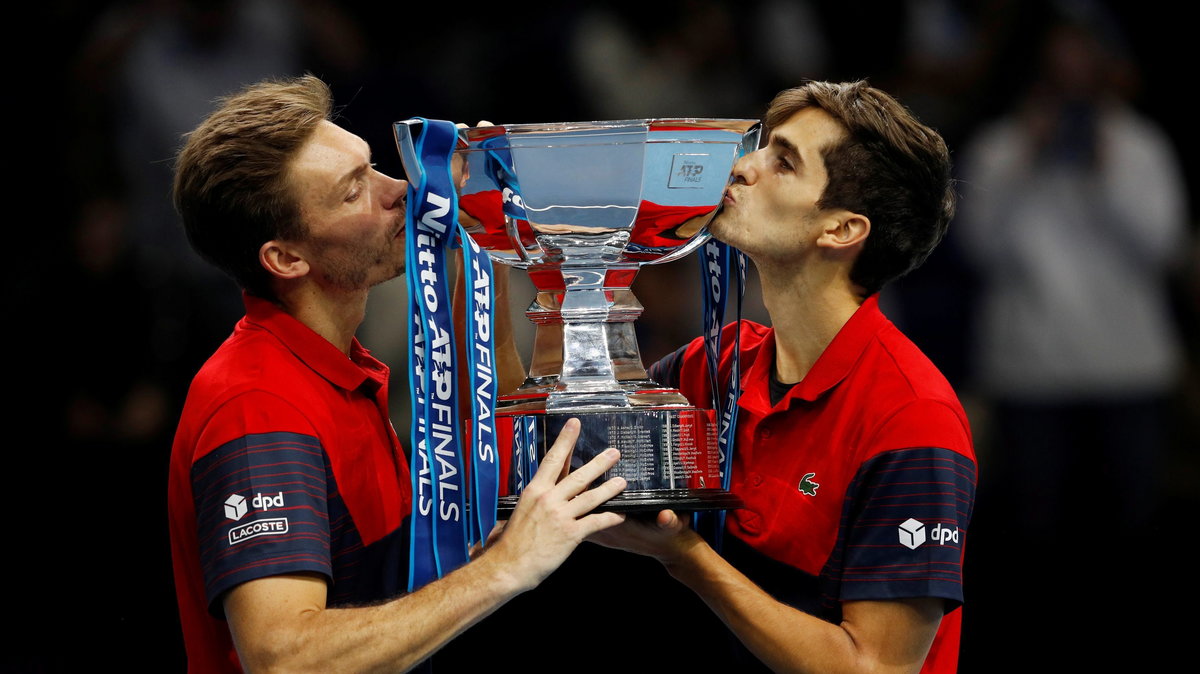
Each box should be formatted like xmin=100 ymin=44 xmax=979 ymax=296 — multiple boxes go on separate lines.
xmin=670 ymin=155 xmax=708 ymax=187
xmin=395 ymin=118 xmax=759 ymax=514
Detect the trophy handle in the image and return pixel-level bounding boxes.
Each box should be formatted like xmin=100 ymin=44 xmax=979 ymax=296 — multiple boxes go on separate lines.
xmin=393 ymin=119 xmax=425 ymax=185
xmin=505 ymin=212 xmax=539 ymax=264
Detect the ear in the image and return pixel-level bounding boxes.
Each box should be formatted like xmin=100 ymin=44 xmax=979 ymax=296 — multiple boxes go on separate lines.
xmin=816 ymin=211 xmax=870 ymax=252
xmin=259 ymin=240 xmax=310 ymax=281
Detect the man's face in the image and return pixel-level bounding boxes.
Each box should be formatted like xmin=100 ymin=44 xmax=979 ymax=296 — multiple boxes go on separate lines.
xmin=712 ymin=107 xmax=846 ymax=260
xmin=288 ymin=120 xmax=408 ymax=291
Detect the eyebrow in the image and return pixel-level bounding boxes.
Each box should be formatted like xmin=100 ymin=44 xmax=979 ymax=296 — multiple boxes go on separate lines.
xmin=770 ymin=133 xmax=802 ymax=166
xmin=331 ymin=162 xmax=370 ymax=201
xmin=328 ymin=138 xmax=373 ymax=204
xmin=314 ymin=131 xmax=369 ymax=201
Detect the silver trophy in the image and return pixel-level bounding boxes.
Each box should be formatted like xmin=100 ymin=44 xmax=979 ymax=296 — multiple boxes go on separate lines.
xmin=395 ymin=119 xmax=759 ymax=512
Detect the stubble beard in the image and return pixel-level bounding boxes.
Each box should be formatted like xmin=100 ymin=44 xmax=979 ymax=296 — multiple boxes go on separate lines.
xmin=708 ymin=210 xmax=744 ymax=250
xmin=320 ymin=224 xmax=406 ymax=291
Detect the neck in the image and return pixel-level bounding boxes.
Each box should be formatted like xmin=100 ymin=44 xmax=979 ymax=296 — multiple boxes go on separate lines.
xmin=755 ymin=256 xmax=864 ymax=385
xmin=276 ymin=281 xmax=369 ymax=355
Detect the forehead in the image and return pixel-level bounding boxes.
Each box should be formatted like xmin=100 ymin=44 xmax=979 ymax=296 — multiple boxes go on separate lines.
xmin=769 ymin=107 xmax=847 ymax=160
xmin=290 ymin=120 xmax=370 ymax=182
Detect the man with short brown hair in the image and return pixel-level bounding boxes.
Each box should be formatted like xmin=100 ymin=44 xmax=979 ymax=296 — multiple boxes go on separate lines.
xmin=168 ymin=75 xmax=627 ymax=672
xmin=174 ymin=75 xmax=331 ymax=302
xmin=599 ymin=80 xmax=977 ymax=673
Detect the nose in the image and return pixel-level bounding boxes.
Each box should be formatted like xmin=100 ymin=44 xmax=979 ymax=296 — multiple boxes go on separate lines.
xmin=730 ymin=150 xmax=760 ymax=185
xmin=375 ymin=169 xmax=408 ymax=210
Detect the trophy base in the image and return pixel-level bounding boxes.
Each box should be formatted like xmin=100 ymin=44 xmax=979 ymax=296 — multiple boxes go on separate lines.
xmin=496 ymin=400 xmax=743 ymax=516
xmin=497 ymin=487 xmax=744 ymax=516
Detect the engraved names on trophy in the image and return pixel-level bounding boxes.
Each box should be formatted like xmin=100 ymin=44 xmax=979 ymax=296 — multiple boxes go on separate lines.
xmin=606 ymin=414 xmax=657 ymax=483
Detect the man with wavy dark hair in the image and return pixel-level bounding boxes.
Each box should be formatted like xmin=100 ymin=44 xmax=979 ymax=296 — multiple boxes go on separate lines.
xmin=168 ymin=75 xmax=627 ymax=673
xmin=599 ymin=80 xmax=976 ymax=674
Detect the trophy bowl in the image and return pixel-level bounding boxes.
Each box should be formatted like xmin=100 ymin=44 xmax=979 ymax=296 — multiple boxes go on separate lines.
xmin=396 ymin=119 xmax=759 ymax=513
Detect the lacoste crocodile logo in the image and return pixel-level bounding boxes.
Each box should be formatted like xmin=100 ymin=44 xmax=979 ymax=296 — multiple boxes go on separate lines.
xmin=798 ymin=472 xmax=820 ymax=496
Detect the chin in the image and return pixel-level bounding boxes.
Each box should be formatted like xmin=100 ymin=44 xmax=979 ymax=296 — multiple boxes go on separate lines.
xmin=357 ymin=264 xmax=402 ymax=290
xmin=708 ymin=224 xmax=738 ymax=248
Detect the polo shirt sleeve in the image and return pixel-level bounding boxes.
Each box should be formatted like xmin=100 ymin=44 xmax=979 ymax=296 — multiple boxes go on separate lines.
xmin=189 ymin=391 xmax=333 ymax=617
xmin=835 ymin=399 xmax=977 ymax=610
xmin=648 ymin=344 xmax=689 ymax=389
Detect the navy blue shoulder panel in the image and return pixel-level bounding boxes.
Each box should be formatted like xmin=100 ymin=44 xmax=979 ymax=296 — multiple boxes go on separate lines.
xmin=193 ymin=432 xmax=411 ymax=615
xmin=821 ymin=447 xmax=977 ymax=614
xmin=193 ymin=432 xmax=332 ymax=615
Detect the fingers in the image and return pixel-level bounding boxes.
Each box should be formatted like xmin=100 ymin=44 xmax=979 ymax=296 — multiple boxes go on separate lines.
xmin=484 ymin=520 xmax=507 ymax=548
xmin=577 ymin=511 xmax=627 ymax=539
xmin=522 ymin=420 xmax=627 ymax=516
xmin=566 ymin=474 xmax=627 ymax=517
xmin=557 ymin=443 xmax=572 ymax=482
xmin=527 ymin=418 xmax=580 ymax=489
xmin=468 ymin=540 xmax=485 ymax=560
xmin=554 ymin=447 xmax=621 ymax=500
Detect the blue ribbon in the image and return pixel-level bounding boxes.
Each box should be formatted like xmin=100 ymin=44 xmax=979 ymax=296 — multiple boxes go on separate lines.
xmin=696 ymin=238 xmax=745 ymax=552
xmin=525 ymin=416 xmax=540 ymax=477
xmin=405 ymin=118 xmax=472 ymax=590
xmin=700 ymin=240 xmax=729 ymax=411
xmin=463 ymin=231 xmax=499 ymax=547
xmin=693 ymin=125 xmax=758 ymax=552
xmin=481 ymin=136 xmax=528 ymax=221
xmin=510 ymin=416 xmax=540 ymax=498
xmin=513 ymin=417 xmax=527 ymax=495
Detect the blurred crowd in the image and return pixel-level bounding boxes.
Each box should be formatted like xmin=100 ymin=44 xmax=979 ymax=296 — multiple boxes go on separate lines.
xmin=16 ymin=0 xmax=1196 ymax=670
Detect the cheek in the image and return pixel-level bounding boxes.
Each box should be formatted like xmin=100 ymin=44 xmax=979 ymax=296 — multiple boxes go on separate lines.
xmin=343 ymin=214 xmax=382 ymax=240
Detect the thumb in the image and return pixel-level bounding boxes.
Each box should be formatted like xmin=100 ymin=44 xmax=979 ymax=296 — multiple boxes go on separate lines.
xmin=657 ymin=509 xmax=681 ymax=530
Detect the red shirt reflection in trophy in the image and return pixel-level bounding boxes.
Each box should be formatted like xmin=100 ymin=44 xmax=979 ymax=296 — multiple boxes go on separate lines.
xmin=457 ymin=126 xmax=539 ymax=254
xmin=458 ymin=193 xmax=713 ymax=258
xmin=457 ymin=122 xmax=719 ymax=258
xmin=625 ymin=200 xmax=715 ymax=259
xmin=625 ymin=120 xmax=726 ymax=258
xmin=457 ymin=189 xmax=538 ymax=252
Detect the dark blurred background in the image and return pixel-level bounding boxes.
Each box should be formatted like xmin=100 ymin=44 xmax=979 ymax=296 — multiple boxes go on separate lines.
xmin=11 ymin=0 xmax=1197 ymax=670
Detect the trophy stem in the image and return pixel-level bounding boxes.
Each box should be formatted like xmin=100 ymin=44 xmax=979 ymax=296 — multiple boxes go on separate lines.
xmin=518 ymin=264 xmax=680 ymax=410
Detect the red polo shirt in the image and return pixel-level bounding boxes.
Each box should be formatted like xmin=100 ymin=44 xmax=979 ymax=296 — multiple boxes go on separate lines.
xmin=168 ymin=295 xmax=413 ymax=673
xmin=652 ymin=295 xmax=976 ymax=673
